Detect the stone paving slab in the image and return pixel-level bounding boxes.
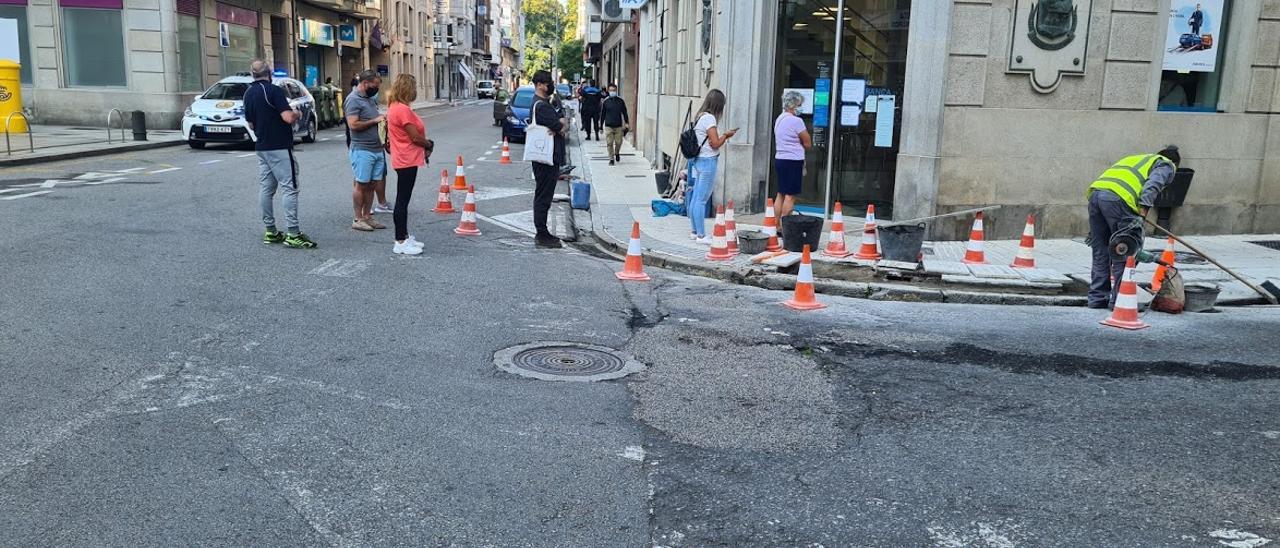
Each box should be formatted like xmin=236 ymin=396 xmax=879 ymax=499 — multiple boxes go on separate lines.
xmin=942 ymin=275 xmax=1063 ymax=289
xmin=967 ymin=264 xmax=1023 ymax=279
xmin=923 ymin=259 xmax=972 ymax=276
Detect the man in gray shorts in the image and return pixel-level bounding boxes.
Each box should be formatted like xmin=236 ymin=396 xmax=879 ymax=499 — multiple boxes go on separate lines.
xmin=243 ymin=59 xmax=315 ymax=248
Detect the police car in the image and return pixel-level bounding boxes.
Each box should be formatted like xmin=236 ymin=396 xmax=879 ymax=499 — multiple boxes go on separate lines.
xmin=181 ymin=73 xmax=317 ymax=149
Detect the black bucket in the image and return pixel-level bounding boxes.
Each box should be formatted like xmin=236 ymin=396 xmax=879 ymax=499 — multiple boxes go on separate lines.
xmin=878 ymin=223 xmax=926 ymax=263
xmin=737 ymin=230 xmax=769 ymax=255
xmin=780 ymin=214 xmax=823 ymax=252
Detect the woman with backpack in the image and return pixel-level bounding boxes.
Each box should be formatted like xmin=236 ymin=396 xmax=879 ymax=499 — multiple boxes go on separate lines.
xmin=686 ymin=89 xmax=737 ymax=243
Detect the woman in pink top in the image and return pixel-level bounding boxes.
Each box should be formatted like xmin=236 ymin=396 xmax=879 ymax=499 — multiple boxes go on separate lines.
xmin=386 ymin=74 xmax=434 ymax=255
xmin=773 ymin=90 xmax=812 ymax=223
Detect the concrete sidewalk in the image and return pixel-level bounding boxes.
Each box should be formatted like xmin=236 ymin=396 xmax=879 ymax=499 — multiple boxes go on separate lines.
xmin=578 ymin=136 xmax=1280 ymax=306
xmin=1 ymin=124 xmax=187 ymax=167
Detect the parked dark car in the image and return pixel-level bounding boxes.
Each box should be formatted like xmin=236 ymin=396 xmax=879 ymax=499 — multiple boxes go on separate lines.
xmin=501 ymin=85 xmax=536 ymax=143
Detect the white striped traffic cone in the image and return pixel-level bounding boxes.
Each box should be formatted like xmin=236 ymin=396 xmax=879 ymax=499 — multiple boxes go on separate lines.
xmin=1101 ymin=256 xmax=1149 ymax=330
xmin=783 ymin=245 xmax=826 ymax=311
xmin=454 ymin=185 xmax=481 ymax=236
xmin=962 ymin=212 xmax=988 ymax=265
xmin=453 ymin=155 xmax=468 ymax=190
xmin=615 ymin=222 xmax=651 ymax=281
xmin=1010 ymin=214 xmax=1036 ymax=269
xmin=852 ymin=204 xmax=882 ymax=260
xmin=725 ymin=200 xmax=739 ymax=254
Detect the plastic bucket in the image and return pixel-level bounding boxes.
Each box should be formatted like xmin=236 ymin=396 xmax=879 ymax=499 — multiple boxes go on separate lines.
xmin=737 ymin=230 xmax=769 ymax=255
xmin=571 ymin=181 xmax=591 ymax=210
xmin=780 ymin=214 xmax=823 ymax=252
xmin=1184 ymin=283 xmax=1220 ymax=312
xmin=878 ymin=224 xmax=926 ymax=263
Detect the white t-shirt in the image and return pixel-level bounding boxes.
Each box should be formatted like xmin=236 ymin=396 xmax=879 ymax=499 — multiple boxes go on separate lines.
xmin=694 ymin=112 xmax=719 ymax=158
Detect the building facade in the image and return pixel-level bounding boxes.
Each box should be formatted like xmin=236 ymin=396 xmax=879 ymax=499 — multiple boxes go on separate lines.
xmin=7 ymin=0 xmax=383 ymax=128
xmin=386 ymin=0 xmax=436 ymax=100
xmin=630 ymin=0 xmax=1280 ymax=239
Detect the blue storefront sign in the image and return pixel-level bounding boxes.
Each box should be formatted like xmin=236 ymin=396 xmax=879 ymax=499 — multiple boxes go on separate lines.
xmin=339 ymin=24 xmax=356 ymax=42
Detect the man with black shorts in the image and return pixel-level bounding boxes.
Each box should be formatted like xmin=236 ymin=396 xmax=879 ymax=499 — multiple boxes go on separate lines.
xmin=243 ymin=59 xmax=315 ymax=248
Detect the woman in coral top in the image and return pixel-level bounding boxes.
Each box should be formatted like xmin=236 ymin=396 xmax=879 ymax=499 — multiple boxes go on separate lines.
xmin=385 ymin=73 xmax=434 ymax=255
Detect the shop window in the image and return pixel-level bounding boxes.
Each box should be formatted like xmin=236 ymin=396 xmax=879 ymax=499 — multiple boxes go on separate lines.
xmin=0 ymin=5 xmax=32 ymax=84
xmin=177 ymin=14 xmax=203 ymax=91
xmin=61 ymin=7 xmax=127 ymax=87
xmin=1158 ymin=1 xmax=1231 ymax=112
xmin=222 ymin=22 xmax=259 ymax=77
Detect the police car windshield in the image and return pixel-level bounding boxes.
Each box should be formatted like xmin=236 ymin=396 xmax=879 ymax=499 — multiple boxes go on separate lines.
xmin=203 ymin=82 xmax=248 ymax=100
xmin=512 ymin=89 xmax=535 ymax=108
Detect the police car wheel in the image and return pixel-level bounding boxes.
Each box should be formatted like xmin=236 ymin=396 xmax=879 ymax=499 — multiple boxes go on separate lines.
xmin=188 ymin=140 xmax=206 ymax=149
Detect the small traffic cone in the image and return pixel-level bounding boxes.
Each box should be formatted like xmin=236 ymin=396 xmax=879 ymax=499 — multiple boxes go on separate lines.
xmin=852 ymin=204 xmax=882 ymax=260
xmin=962 ymin=212 xmax=988 ymax=265
xmin=725 ymin=200 xmax=739 ymax=254
xmin=1101 ymin=256 xmax=1149 ymax=330
xmin=1151 ymin=237 xmax=1176 ymax=292
xmin=452 ymin=155 xmax=468 ymax=190
xmin=615 ymin=222 xmax=651 ymax=281
xmin=822 ymin=202 xmax=853 ymax=258
xmin=432 ymin=169 xmax=456 ymax=213
xmin=705 ymin=206 xmax=734 ymax=261
xmin=1010 ymin=214 xmax=1037 ymax=269
xmin=454 ymin=185 xmax=481 ymax=236
xmin=783 ymin=245 xmax=827 ymax=311
xmin=762 ymin=198 xmax=782 ymax=252
xmin=499 ymin=138 xmax=512 ymax=165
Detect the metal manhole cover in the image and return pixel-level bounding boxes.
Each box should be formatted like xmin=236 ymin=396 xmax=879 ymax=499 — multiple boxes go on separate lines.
xmin=493 ymin=342 xmax=644 ymax=382
xmin=1248 ymin=240 xmax=1280 ymax=251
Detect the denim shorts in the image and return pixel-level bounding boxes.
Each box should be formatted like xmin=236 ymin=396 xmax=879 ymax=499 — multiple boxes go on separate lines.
xmin=349 ymin=148 xmax=387 ymax=183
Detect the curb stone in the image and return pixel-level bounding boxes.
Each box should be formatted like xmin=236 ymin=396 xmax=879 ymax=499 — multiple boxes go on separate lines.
xmin=0 ymin=139 xmax=186 ymax=167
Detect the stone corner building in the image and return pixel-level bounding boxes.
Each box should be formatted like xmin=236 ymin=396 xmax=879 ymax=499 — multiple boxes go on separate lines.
xmin=624 ymin=0 xmax=1280 ymax=239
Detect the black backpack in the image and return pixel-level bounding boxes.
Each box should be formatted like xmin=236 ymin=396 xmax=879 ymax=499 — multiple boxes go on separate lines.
xmin=679 ymin=109 xmax=709 ymax=159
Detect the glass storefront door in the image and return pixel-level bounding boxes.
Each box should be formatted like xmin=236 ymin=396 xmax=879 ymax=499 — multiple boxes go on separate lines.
xmin=772 ymin=0 xmax=911 ymax=218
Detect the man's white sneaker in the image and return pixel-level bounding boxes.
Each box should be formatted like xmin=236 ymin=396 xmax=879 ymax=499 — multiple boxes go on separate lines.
xmin=393 ymin=241 xmax=423 ymax=255
xmin=695 ymin=236 xmax=715 ymax=245
xmin=372 ymin=203 xmax=394 ymax=214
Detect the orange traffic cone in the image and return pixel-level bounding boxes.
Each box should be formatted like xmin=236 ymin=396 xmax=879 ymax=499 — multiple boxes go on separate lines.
xmin=1101 ymin=256 xmax=1149 ymax=330
xmin=452 ymin=155 xmax=468 ymax=190
xmin=822 ymin=202 xmax=853 ymax=258
xmin=1151 ymin=237 xmax=1176 ymax=292
xmin=962 ymin=212 xmax=988 ymax=265
xmin=454 ymin=185 xmax=481 ymax=236
xmin=615 ymin=222 xmax=651 ymax=281
xmin=499 ymin=138 xmax=512 ymax=165
xmin=725 ymin=200 xmax=739 ymax=254
xmin=1010 ymin=214 xmax=1037 ymax=269
xmin=705 ymin=206 xmax=734 ymax=261
xmin=762 ymin=198 xmax=782 ymax=252
xmin=432 ymin=169 xmax=456 ymax=213
xmin=852 ymin=204 xmax=882 ymax=260
xmin=783 ymin=245 xmax=827 ymax=311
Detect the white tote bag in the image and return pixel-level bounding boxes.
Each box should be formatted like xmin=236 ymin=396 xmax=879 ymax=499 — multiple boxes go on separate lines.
xmin=522 ymin=100 xmax=556 ymax=166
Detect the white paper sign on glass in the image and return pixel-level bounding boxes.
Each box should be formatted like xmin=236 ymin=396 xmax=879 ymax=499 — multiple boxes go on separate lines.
xmin=1162 ymin=0 xmax=1224 ymax=73
xmin=0 ymin=19 xmax=18 ymax=63
xmin=864 ymin=96 xmax=878 ymax=113
xmin=874 ymin=96 xmax=896 ymax=148
xmin=840 ymin=78 xmax=866 ymax=106
xmin=781 ymin=88 xmax=815 ymax=115
xmin=840 ymin=105 xmax=862 ymax=127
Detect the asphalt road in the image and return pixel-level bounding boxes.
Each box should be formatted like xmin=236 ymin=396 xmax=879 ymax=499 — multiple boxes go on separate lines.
xmin=2 ymin=102 xmax=1278 ymax=547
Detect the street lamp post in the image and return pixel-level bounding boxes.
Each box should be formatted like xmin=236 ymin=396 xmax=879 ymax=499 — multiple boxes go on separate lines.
xmin=542 ymin=44 xmax=555 ymax=82
xmin=448 ymin=42 xmax=454 ymax=105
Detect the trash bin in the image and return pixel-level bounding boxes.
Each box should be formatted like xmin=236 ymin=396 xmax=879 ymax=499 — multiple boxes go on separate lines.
xmin=1154 ymin=168 xmax=1194 ymax=208
xmin=780 ymin=214 xmax=823 ymax=252
xmin=571 ymin=180 xmax=591 ymax=210
xmin=130 ymin=110 xmax=147 ymax=141
xmin=878 ymin=223 xmax=926 ymax=263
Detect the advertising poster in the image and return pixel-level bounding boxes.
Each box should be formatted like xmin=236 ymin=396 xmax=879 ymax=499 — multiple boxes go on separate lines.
xmin=1163 ymin=0 xmax=1223 ymax=72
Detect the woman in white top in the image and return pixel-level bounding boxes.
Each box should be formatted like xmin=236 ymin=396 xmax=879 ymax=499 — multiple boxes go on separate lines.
xmin=687 ymin=89 xmax=738 ymax=243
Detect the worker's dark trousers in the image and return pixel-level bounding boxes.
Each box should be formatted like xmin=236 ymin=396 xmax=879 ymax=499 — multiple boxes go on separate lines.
xmin=1088 ymin=191 xmax=1140 ymax=308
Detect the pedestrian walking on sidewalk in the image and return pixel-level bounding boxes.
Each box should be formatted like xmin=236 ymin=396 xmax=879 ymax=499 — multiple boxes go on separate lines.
xmin=688 ymin=89 xmax=737 ymax=244
xmin=1085 ymin=145 xmax=1180 ymax=309
xmin=602 ymin=84 xmax=629 ymax=165
xmin=345 ymin=70 xmax=388 ymax=232
xmin=578 ymin=80 xmax=603 ymax=141
xmin=530 ymin=70 xmax=568 ymax=249
xmin=386 ymin=74 xmax=433 ymax=256
xmin=243 ymin=59 xmax=315 ymax=249
xmin=773 ymin=90 xmax=812 ymax=225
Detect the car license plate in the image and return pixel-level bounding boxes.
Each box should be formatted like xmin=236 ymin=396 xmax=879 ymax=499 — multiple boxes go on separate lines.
xmin=204 ymin=126 xmax=232 ymax=133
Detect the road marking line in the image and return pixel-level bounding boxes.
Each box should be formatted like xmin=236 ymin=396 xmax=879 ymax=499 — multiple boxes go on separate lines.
xmin=237 ymin=153 xmax=256 ymax=158
xmin=148 ymin=167 xmax=183 ymax=174
xmin=490 ymin=145 xmax=500 ymax=149
xmin=320 ymin=137 xmax=332 ymax=141
xmin=83 ymin=177 xmax=126 ymax=186
xmin=199 ymin=159 xmax=223 ymax=165
xmin=467 ymin=164 xmax=476 ymax=170
xmin=476 ymin=213 xmax=535 ymax=236
xmin=115 ymin=167 xmax=147 ymax=173
xmin=1 ymin=190 xmax=53 ymax=200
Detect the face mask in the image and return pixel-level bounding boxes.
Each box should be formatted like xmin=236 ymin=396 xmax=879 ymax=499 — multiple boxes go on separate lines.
xmin=609 ymin=91 xmax=618 ymax=97
xmin=366 ymin=86 xmax=379 ymax=98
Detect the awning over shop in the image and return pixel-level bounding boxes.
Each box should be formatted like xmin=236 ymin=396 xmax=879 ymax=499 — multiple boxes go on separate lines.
xmin=458 ymin=61 xmax=475 ymax=83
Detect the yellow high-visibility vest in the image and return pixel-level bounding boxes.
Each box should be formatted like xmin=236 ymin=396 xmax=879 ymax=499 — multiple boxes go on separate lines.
xmin=1087 ymin=154 xmax=1170 ymax=213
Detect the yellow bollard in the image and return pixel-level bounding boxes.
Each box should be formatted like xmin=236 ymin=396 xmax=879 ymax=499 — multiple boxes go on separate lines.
xmin=0 ymin=60 xmax=27 ymax=133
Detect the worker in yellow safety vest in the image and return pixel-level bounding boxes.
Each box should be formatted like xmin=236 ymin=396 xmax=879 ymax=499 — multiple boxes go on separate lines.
xmin=1085 ymin=145 xmax=1180 ymax=309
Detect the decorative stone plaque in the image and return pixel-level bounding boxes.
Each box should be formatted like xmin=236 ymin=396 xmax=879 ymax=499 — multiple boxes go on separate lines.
xmin=1007 ymin=0 xmax=1093 ymax=93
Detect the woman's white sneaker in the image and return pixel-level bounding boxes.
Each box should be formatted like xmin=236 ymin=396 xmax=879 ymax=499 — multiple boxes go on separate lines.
xmin=393 ymin=241 xmax=423 ymax=255
xmin=405 ymin=235 xmax=425 ymax=249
